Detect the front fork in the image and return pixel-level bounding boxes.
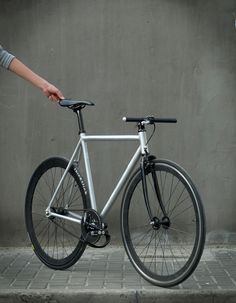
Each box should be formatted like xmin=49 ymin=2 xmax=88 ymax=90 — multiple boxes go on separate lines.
xmin=140 ymin=155 xmax=168 ymax=224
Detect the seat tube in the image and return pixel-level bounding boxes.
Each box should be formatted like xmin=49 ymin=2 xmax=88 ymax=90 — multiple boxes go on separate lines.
xmin=81 ymin=134 xmax=97 ymax=210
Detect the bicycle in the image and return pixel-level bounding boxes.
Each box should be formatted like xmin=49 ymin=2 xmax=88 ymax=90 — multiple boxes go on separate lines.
xmin=25 ymin=99 xmax=206 ymax=287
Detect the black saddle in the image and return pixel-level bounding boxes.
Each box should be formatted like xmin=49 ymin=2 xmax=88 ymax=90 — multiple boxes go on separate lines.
xmin=59 ymin=99 xmax=95 ymax=110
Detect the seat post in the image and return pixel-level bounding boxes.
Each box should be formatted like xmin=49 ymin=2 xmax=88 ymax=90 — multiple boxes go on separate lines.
xmin=74 ymin=109 xmax=86 ymax=134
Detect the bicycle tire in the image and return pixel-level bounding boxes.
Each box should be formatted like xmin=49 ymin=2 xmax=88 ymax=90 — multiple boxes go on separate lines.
xmin=25 ymin=157 xmax=90 ymax=270
xmin=121 ymin=159 xmax=205 ymax=287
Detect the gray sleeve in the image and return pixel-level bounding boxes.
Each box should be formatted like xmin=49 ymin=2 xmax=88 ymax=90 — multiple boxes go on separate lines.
xmin=0 ymin=45 xmax=15 ymax=69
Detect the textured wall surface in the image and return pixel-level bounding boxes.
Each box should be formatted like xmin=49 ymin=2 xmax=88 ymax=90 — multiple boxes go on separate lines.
xmin=0 ymin=0 xmax=235 ymax=245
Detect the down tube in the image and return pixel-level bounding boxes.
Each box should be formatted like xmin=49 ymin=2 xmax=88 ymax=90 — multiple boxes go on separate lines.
xmin=100 ymin=147 xmax=141 ymax=219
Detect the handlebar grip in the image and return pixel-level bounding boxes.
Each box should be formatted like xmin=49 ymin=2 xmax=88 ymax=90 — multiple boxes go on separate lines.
xmin=123 ymin=117 xmax=177 ymax=123
xmin=154 ymin=118 xmax=177 ymax=123
xmin=123 ymin=117 xmax=144 ymax=122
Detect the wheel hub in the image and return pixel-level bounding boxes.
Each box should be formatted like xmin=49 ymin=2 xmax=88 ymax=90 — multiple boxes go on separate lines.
xmin=161 ymin=216 xmax=171 ymax=229
xmin=151 ymin=216 xmax=170 ymax=230
xmin=150 ymin=217 xmax=161 ymax=230
xmin=51 ymin=206 xmax=66 ymax=215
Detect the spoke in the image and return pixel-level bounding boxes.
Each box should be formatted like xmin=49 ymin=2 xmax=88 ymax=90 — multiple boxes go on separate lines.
xmin=52 ymin=224 xmax=56 ymax=258
xmin=54 ymin=178 xmax=80 ymax=208
xmin=55 ymin=170 xmax=66 ymax=207
xmin=168 ymin=186 xmax=186 ymax=218
xmin=34 ymin=218 xmax=49 ymax=236
xmin=157 ymin=230 xmax=169 ymax=276
xmin=169 ymin=174 xmax=174 ymax=206
xmin=149 ymin=230 xmax=158 ymax=272
xmin=164 ymin=231 xmax=182 ymax=272
xmin=139 ymin=230 xmax=156 ymax=262
xmin=59 ymin=169 xmax=66 ymax=208
xmin=168 ymin=226 xmax=193 ymax=235
xmin=136 ymin=228 xmax=157 ymax=261
xmin=42 ymin=173 xmax=54 ymax=197
xmin=50 ymin=167 xmax=57 ymax=195
xmin=66 ymin=175 xmax=78 ymax=208
xmin=160 ymin=171 xmax=167 ymax=203
xmin=32 ymin=212 xmax=47 ymax=218
xmin=36 ymin=220 xmax=52 ymax=246
xmin=67 ymin=183 xmax=82 ymax=208
xmin=148 ymin=229 xmax=165 ymax=271
xmin=170 ymin=204 xmax=194 ymax=220
xmin=52 ymin=219 xmax=80 ymax=240
xmin=37 ymin=220 xmax=49 ymax=251
xmin=165 ymin=179 xmax=180 ymax=214
xmin=131 ymin=227 xmax=153 ymax=248
xmin=34 ymin=188 xmax=49 ymax=207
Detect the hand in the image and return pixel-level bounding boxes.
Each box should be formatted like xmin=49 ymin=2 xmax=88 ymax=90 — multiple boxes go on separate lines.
xmin=42 ymin=82 xmax=64 ymax=101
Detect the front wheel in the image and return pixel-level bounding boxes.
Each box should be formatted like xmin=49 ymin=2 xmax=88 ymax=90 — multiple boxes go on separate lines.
xmin=121 ymin=159 xmax=205 ymax=287
xmin=25 ymin=157 xmax=89 ymax=270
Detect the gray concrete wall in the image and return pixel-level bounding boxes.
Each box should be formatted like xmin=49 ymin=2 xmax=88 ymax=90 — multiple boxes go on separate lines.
xmin=0 ymin=0 xmax=235 ymax=246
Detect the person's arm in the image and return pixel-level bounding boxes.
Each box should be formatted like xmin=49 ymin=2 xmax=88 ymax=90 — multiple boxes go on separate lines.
xmin=8 ymin=57 xmax=64 ymax=101
xmin=0 ymin=45 xmax=15 ymax=68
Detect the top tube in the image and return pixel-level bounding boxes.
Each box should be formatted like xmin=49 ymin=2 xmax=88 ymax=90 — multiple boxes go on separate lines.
xmin=80 ymin=134 xmax=139 ymax=141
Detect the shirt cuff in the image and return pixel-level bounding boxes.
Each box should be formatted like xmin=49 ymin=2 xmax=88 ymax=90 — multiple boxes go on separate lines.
xmin=0 ymin=48 xmax=15 ymax=69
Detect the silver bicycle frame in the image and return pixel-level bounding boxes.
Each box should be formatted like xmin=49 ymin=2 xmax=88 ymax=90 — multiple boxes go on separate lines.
xmin=46 ymin=131 xmax=149 ymax=224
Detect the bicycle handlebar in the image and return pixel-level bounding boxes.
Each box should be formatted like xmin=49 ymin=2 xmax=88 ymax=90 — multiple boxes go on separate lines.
xmin=123 ymin=116 xmax=177 ymax=124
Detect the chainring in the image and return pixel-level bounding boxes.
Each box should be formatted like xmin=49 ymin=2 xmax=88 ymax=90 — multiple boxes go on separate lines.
xmin=81 ymin=209 xmax=102 ymax=245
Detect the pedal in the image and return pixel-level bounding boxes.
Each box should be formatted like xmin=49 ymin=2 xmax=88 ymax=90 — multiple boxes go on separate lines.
xmin=87 ymin=230 xmax=111 ymax=248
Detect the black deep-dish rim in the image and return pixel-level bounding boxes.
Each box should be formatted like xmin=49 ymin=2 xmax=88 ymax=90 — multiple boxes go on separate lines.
xmin=121 ymin=159 xmax=205 ymax=287
xmin=25 ymin=157 xmax=89 ymax=270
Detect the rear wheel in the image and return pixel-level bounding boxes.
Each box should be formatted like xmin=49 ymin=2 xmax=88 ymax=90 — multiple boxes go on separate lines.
xmin=25 ymin=157 xmax=89 ymax=269
xmin=121 ymin=159 xmax=205 ymax=287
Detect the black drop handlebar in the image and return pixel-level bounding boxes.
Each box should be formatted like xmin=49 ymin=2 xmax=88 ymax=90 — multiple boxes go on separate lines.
xmin=123 ymin=116 xmax=177 ymax=124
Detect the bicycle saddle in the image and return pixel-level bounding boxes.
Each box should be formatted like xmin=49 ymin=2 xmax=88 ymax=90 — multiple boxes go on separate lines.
xmin=59 ymin=99 xmax=95 ymax=110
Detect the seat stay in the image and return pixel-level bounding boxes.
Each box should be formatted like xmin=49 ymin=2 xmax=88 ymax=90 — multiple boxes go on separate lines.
xmin=45 ymin=138 xmax=82 ymax=214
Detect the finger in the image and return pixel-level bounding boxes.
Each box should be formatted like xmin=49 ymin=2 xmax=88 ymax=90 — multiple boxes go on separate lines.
xmin=48 ymin=95 xmax=58 ymax=102
xmin=57 ymin=90 xmax=64 ymax=99
xmin=49 ymin=89 xmax=64 ymax=100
